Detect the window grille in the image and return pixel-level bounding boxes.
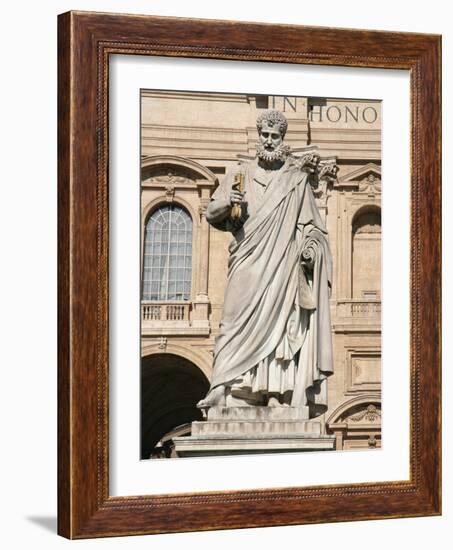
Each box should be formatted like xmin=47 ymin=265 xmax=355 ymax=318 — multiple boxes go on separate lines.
xmin=142 ymin=205 xmax=192 ymax=301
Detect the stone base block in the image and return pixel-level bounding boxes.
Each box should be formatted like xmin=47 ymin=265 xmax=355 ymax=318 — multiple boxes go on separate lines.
xmin=191 ymin=420 xmax=320 ymax=436
xmin=173 ymin=406 xmax=335 ymax=457
xmin=174 ymin=433 xmax=336 ymax=457
xmin=206 ymin=406 xmax=309 ymax=421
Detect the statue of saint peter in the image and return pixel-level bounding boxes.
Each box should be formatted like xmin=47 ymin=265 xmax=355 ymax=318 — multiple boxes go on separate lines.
xmin=197 ymin=110 xmax=333 ymax=419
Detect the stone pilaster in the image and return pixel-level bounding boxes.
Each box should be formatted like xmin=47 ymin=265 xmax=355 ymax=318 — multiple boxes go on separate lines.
xmin=191 ymin=187 xmax=211 ymax=330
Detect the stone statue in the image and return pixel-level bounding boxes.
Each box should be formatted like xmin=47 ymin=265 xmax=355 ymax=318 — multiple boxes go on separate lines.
xmin=197 ymin=110 xmax=334 ymax=420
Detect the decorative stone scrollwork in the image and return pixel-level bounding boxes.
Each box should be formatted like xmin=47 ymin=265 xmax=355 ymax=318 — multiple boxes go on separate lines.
xmin=158 ymin=337 xmax=168 ymax=350
xmin=145 ymin=167 xmax=197 ymax=188
xmin=292 ymin=152 xmax=338 ymax=208
xmin=292 ymin=151 xmax=321 ymax=176
xmin=358 ymin=173 xmax=382 ymax=194
xmin=165 ymin=185 xmax=175 ymax=203
xmin=349 ymin=404 xmax=381 ymax=423
xmin=326 ymin=397 xmax=381 ymax=451
xmin=198 ymin=198 xmax=210 ymax=220
xmin=318 ymin=160 xmax=339 ymax=185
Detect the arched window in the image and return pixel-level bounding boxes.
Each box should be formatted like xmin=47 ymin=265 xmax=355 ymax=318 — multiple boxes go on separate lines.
xmin=143 ymin=205 xmax=192 ymax=301
xmin=352 ymin=207 xmax=381 ymax=299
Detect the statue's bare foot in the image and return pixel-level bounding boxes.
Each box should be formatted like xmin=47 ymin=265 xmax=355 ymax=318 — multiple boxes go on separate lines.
xmin=268 ymin=395 xmax=281 ymax=407
xmin=197 ymin=385 xmax=226 ymax=410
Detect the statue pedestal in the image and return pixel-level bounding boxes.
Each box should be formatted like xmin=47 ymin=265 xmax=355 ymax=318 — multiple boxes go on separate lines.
xmin=173 ymin=407 xmax=336 ymax=457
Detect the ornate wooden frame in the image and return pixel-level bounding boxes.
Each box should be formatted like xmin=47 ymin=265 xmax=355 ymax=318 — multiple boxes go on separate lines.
xmin=58 ymin=11 xmax=441 ymax=538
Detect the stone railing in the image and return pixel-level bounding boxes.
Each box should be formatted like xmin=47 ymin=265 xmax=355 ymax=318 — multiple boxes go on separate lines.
xmin=336 ymin=300 xmax=381 ymax=318
xmin=141 ymin=301 xmax=191 ymax=322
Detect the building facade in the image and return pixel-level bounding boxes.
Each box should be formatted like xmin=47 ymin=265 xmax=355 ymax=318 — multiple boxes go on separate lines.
xmin=140 ymin=91 xmax=382 ymax=458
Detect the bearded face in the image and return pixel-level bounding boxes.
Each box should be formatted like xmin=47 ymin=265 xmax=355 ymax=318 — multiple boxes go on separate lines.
xmin=256 ymin=142 xmax=291 ymax=163
xmin=256 ymin=120 xmax=290 ymax=164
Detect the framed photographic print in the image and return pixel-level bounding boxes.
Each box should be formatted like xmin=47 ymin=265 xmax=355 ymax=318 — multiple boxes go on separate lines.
xmin=58 ymin=11 xmax=441 ymax=538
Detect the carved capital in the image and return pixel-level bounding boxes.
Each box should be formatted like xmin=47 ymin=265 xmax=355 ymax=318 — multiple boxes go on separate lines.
xmin=311 ymin=158 xmax=338 ymax=207
xmin=293 ymin=151 xmax=321 ymax=175
xmin=318 ymin=160 xmax=339 ymax=184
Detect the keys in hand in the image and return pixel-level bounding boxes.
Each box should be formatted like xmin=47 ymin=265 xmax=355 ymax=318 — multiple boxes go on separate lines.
xmin=230 ymin=190 xmax=244 ymax=206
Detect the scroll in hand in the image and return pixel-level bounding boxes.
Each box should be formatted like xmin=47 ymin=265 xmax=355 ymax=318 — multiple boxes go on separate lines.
xmin=301 ymin=246 xmax=316 ymax=270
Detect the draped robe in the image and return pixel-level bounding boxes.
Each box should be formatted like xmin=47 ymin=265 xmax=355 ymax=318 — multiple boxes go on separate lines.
xmin=206 ymin=157 xmax=333 ymax=416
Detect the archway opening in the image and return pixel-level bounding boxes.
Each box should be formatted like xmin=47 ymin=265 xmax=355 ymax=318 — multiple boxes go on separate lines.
xmin=141 ymin=353 xmax=210 ymax=459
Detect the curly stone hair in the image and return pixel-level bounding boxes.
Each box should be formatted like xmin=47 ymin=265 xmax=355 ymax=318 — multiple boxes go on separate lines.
xmin=256 ymin=109 xmax=288 ymax=137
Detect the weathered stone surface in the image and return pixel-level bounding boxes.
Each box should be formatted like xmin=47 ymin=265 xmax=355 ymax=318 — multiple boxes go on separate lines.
xmin=191 ymin=421 xmax=320 ymax=435
xmin=196 ymin=110 xmax=335 ymax=415
xmin=174 ymin=406 xmax=334 ymax=456
xmin=206 ymin=406 xmax=310 ymax=421
xmin=174 ymin=433 xmax=336 ymax=457
xmin=140 ymin=92 xmax=382 ymax=457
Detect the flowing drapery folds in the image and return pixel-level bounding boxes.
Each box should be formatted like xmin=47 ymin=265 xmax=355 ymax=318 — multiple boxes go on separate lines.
xmin=206 ymin=152 xmax=336 ymax=416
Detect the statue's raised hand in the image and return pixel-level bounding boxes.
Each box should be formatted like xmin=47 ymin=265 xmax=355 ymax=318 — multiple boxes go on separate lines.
xmin=230 ymin=189 xmax=244 ymax=206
